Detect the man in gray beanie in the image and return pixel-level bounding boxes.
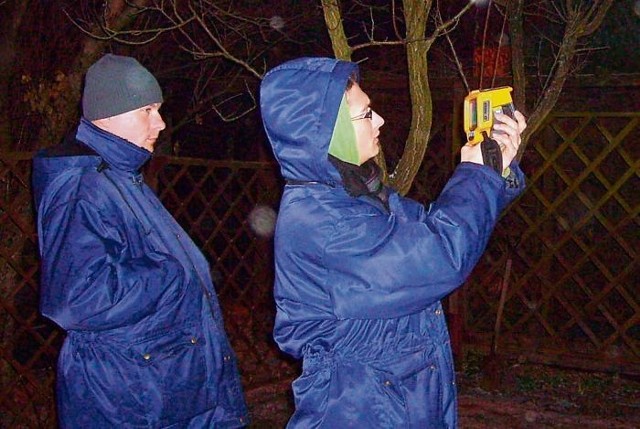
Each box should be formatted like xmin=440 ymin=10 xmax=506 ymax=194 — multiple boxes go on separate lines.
xmin=32 ymin=53 xmax=249 ymax=427
xmin=83 ymin=54 xmax=164 ymax=123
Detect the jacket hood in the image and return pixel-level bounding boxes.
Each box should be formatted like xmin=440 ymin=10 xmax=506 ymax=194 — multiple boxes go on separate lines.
xmin=32 ymin=118 xmax=151 ymax=208
xmin=260 ymin=57 xmax=359 ymax=183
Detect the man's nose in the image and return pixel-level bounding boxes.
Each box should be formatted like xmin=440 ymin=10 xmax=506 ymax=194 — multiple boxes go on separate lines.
xmin=155 ymin=113 xmax=166 ymax=131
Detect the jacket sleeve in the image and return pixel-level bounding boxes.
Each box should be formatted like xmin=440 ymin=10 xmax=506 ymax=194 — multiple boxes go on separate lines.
xmin=38 ymin=196 xmax=185 ymax=331
xmin=325 ymin=162 xmax=525 ymax=320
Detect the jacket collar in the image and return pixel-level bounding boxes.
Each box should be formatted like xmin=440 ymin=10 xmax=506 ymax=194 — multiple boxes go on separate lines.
xmin=76 ymin=117 xmax=151 ymax=172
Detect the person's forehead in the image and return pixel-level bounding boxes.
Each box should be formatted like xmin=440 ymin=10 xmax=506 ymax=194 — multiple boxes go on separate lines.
xmin=346 ymin=83 xmax=370 ymax=107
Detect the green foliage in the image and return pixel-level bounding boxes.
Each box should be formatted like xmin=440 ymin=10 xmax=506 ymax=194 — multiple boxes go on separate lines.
xmin=516 ymin=374 xmax=539 ymax=392
xmin=577 ymin=375 xmax=610 ymax=395
xmin=460 ymin=349 xmax=485 ymax=378
xmin=544 ymin=373 xmax=568 ymax=389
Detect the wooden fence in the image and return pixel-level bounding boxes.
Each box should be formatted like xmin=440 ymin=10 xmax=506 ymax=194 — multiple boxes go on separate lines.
xmin=459 ymin=111 xmax=639 ymax=374
xmin=0 ymin=110 xmax=638 ymax=426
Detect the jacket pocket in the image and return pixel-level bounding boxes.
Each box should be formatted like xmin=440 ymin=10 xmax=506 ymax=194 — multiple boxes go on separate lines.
xmin=316 ymin=361 xmax=409 ymax=429
xmin=370 ymin=346 xmax=445 ymax=429
xmin=129 ymin=326 xmax=211 ymax=422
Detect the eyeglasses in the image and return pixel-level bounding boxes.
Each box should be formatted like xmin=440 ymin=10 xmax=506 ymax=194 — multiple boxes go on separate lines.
xmin=351 ymin=108 xmax=373 ymax=121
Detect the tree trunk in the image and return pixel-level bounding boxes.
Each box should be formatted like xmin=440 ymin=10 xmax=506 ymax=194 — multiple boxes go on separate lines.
xmin=321 ymin=0 xmax=352 ymax=61
xmin=390 ymin=0 xmax=433 ymax=196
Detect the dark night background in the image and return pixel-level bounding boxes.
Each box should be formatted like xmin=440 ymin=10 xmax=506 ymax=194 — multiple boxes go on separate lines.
xmin=0 ymin=1 xmax=639 ymax=427
xmin=1 ymin=0 xmax=639 ymax=160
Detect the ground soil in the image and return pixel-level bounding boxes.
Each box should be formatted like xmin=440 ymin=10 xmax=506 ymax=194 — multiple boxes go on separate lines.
xmin=245 ymin=355 xmax=640 ymax=428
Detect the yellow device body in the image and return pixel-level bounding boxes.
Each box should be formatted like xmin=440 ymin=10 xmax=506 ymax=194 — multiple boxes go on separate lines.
xmin=463 ymin=86 xmax=515 ymax=146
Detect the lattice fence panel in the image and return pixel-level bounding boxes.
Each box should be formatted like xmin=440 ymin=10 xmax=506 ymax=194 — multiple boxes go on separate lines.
xmin=0 ymin=153 xmax=60 ymax=428
xmin=407 ymin=116 xmax=456 ymax=202
xmin=148 ymin=158 xmax=293 ymax=387
xmin=463 ymin=112 xmax=640 ymax=374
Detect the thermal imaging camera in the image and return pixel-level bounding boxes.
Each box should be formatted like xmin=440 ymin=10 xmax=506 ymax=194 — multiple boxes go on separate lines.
xmin=463 ymin=86 xmax=516 ymax=146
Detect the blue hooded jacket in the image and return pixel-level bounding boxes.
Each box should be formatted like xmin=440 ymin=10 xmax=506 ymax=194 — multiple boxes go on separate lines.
xmin=32 ymin=119 xmax=248 ymax=428
xmin=260 ymin=57 xmax=525 ymax=428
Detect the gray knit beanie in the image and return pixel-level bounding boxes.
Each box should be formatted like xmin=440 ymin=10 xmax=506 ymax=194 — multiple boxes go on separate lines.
xmin=82 ymin=54 xmax=163 ymax=120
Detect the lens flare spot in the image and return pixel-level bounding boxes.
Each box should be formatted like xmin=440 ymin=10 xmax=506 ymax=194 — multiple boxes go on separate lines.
xmin=248 ymin=205 xmax=277 ymax=239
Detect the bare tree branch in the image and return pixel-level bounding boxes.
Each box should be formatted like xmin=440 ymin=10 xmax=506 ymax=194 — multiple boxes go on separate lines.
xmin=514 ymin=0 xmax=615 ymax=156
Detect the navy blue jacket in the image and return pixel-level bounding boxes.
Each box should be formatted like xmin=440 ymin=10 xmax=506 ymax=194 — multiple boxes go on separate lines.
xmin=32 ymin=119 xmax=248 ymax=428
xmin=260 ymin=57 xmax=525 ymax=428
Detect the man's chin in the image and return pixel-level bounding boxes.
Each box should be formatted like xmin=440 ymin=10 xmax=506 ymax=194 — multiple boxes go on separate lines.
xmin=143 ymin=140 xmax=156 ymax=153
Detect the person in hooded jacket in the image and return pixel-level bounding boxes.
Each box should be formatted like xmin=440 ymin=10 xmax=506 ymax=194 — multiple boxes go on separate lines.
xmin=32 ymin=54 xmax=248 ymax=428
xmin=259 ymin=57 xmax=527 ymax=428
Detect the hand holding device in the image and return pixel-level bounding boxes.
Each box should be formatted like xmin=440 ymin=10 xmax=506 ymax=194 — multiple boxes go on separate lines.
xmin=463 ymin=86 xmax=517 ymax=174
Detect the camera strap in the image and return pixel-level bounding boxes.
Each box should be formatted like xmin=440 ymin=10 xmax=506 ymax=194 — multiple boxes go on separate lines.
xmin=480 ymin=132 xmax=503 ymax=175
